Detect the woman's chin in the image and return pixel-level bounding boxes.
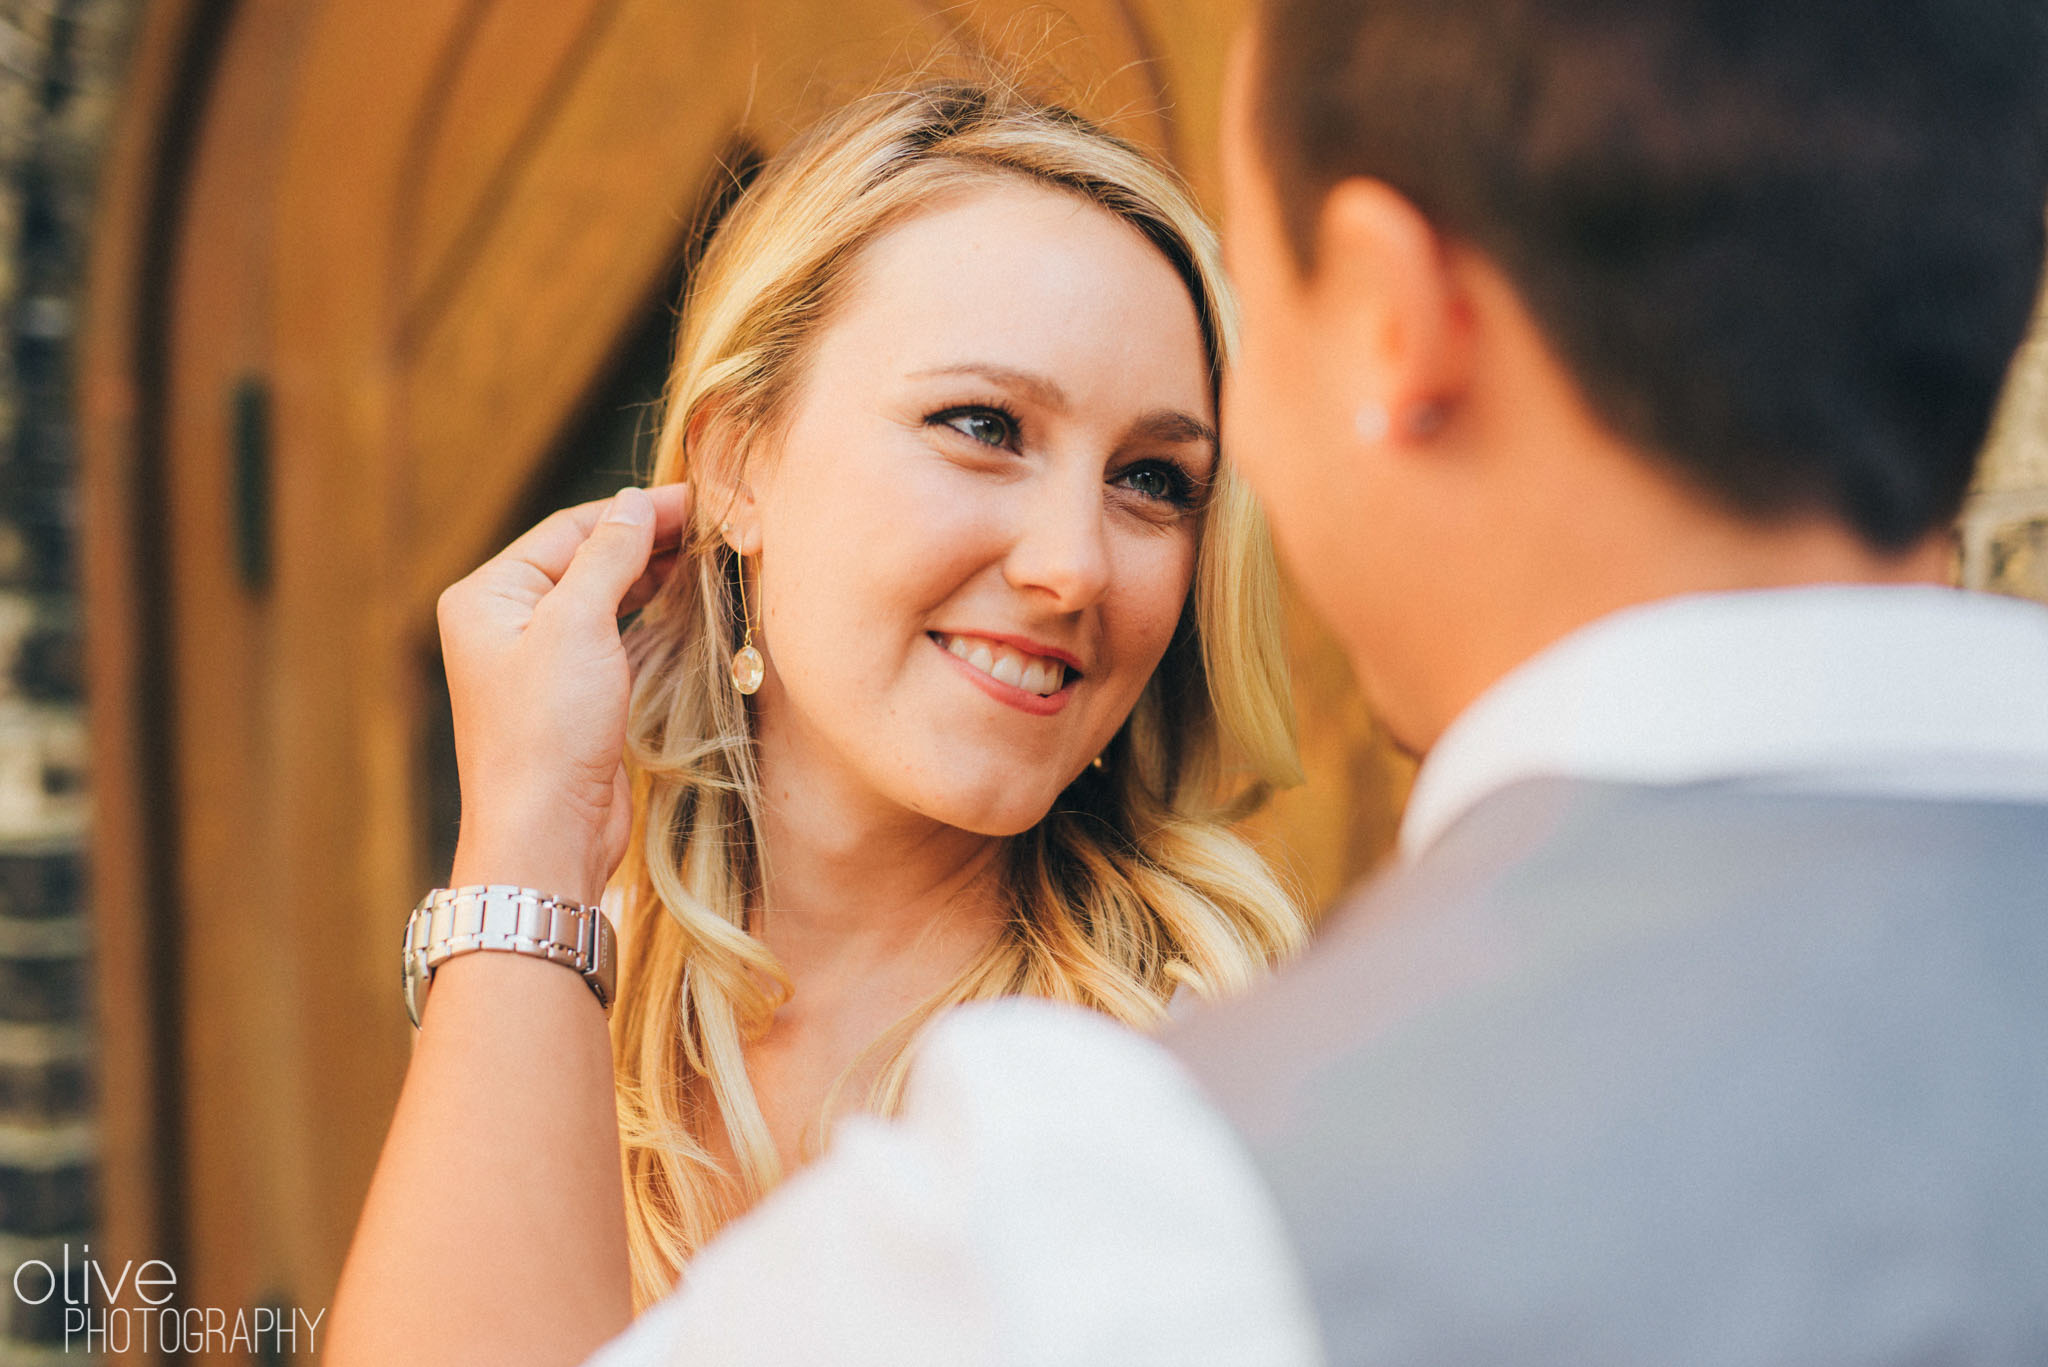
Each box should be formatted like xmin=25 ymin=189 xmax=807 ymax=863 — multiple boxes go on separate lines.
xmin=914 ymin=780 xmax=1070 ymax=840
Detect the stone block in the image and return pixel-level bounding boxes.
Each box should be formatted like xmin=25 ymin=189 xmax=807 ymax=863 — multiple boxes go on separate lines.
xmin=1980 ymin=296 xmax=2048 ymax=492
xmin=0 ymin=516 xmax=69 ymax=593
xmin=1 ymin=1289 xmax=70 ymax=1347
xmin=0 ymin=704 xmax=87 ymax=843
xmin=0 ymin=961 xmax=81 ymax=1025
xmin=0 ymin=1234 xmax=74 ymax=1344
xmin=0 ymin=596 xmax=77 ymax=704
xmin=0 ymin=1058 xmax=89 ymax=1126
xmin=0 ymin=1162 xmax=90 ymax=1238
xmin=9 ymin=622 xmax=77 ymax=704
xmin=1983 ymin=514 xmax=2048 ymax=604
xmin=0 ymin=527 xmax=27 ymax=587
xmin=0 ymin=853 xmax=81 ymax=920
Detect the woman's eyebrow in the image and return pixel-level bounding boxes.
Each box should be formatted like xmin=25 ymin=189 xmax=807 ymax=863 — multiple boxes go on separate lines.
xmin=908 ymin=362 xmax=1068 ymax=411
xmin=910 ymin=362 xmax=1217 ymax=451
xmin=1130 ymin=410 xmax=1218 ymax=451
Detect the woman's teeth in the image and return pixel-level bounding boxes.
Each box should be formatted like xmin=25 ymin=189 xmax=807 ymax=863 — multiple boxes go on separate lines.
xmin=936 ymin=633 xmax=1068 ymax=697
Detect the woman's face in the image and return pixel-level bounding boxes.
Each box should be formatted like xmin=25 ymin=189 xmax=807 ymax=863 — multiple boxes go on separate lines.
xmin=736 ymin=178 xmax=1215 ymax=837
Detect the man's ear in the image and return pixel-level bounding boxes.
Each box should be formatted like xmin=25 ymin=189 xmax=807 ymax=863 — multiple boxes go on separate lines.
xmin=685 ymin=402 xmax=760 ymax=552
xmin=1311 ymin=178 xmax=1474 ymax=441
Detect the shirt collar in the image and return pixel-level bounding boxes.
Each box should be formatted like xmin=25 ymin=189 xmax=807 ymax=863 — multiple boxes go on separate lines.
xmin=1399 ymin=585 xmax=2048 ymax=861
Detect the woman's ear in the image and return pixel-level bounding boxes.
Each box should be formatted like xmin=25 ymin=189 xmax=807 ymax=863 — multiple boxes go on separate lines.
xmin=685 ymin=402 xmax=761 ymax=552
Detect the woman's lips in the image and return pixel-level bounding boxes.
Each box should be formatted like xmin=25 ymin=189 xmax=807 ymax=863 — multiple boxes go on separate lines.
xmin=930 ymin=632 xmax=1080 ymax=715
xmin=932 ymin=631 xmax=1071 ymax=694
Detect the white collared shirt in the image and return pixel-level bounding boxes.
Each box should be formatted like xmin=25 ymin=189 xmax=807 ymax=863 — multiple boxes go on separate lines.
xmin=587 ymin=585 xmax=2048 ymax=1367
xmin=1403 ymin=585 xmax=2048 ymax=859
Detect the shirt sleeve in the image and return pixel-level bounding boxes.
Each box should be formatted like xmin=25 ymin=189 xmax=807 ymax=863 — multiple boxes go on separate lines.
xmin=581 ymin=998 xmax=1326 ymax=1367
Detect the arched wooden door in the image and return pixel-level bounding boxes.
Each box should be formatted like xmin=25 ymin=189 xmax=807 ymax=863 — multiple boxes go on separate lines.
xmin=81 ymin=0 xmax=1405 ymax=1349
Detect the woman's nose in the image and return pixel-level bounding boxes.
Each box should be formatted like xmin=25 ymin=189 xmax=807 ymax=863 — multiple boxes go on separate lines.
xmin=1003 ymin=469 xmax=1112 ymax=613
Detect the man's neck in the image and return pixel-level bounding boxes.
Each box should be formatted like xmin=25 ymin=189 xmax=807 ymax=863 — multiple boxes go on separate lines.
xmin=1379 ymin=462 xmax=1953 ymax=758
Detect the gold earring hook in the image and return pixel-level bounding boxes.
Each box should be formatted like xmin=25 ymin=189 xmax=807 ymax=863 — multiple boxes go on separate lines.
xmin=729 ymin=540 xmax=764 ymax=695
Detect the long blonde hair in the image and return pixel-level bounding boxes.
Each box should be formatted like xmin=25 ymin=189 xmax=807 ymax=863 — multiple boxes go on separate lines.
xmin=611 ymin=78 xmax=1306 ymax=1306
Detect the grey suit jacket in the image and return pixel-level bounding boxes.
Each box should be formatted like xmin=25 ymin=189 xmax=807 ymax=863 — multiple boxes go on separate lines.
xmin=1170 ymin=778 xmax=2048 ymax=1366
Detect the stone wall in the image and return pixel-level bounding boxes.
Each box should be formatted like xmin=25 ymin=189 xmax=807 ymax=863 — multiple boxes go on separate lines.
xmin=0 ymin=3 xmax=138 ymax=1363
xmin=1966 ymin=290 xmax=2048 ymax=601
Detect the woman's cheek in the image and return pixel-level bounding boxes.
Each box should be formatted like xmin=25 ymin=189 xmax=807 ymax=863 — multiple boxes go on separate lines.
xmin=1113 ymin=533 xmax=1199 ymax=669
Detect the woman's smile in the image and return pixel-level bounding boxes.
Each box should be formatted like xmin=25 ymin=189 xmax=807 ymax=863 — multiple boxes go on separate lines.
xmin=929 ymin=630 xmax=1084 ymax=714
xmin=735 ymin=179 xmax=1211 ymax=834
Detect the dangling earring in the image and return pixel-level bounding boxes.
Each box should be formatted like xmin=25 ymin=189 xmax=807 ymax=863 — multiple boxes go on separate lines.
xmin=728 ymin=532 xmax=764 ymax=696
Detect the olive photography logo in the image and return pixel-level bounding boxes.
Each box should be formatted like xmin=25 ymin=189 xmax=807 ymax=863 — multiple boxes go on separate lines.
xmin=11 ymin=1244 xmax=325 ymax=1356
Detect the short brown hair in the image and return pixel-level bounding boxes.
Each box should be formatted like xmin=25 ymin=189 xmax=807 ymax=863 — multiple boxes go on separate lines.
xmin=1258 ymin=0 xmax=2048 ymax=550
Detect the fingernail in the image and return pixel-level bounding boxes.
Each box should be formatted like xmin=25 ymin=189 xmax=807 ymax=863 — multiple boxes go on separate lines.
xmin=602 ymin=486 xmax=653 ymax=526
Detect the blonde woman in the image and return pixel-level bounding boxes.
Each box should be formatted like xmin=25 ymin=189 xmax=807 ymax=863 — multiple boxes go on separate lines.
xmin=330 ymin=80 xmax=1305 ymax=1367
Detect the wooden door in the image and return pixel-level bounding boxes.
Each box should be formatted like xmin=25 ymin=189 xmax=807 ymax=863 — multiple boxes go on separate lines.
xmin=80 ymin=0 xmax=1406 ymax=1351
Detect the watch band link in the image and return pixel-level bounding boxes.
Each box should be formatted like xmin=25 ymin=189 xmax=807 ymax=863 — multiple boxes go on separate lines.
xmin=402 ymin=885 xmax=617 ymax=1028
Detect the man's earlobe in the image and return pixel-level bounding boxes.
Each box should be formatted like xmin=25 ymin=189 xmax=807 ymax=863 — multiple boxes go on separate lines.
xmin=1402 ymin=399 xmax=1450 ymax=441
xmin=1355 ymin=401 xmax=1393 ymax=444
xmin=1354 ymin=396 xmax=1453 ymax=448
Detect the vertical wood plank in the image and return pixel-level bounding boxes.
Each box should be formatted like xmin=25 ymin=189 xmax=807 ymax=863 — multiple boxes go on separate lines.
xmin=76 ymin=8 xmax=208 ymax=1357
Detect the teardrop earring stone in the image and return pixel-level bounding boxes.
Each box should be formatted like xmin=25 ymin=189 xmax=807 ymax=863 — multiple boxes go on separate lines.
xmin=731 ymin=644 xmax=765 ymax=695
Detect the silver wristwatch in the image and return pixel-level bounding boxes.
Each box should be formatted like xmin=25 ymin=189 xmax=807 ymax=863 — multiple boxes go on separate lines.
xmin=401 ymin=885 xmax=618 ymax=1028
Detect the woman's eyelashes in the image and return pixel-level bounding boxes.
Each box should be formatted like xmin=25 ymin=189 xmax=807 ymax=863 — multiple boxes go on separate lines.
xmin=927 ymin=402 xmax=1022 ymax=451
xmin=1112 ymin=459 xmax=1204 ymax=511
xmin=923 ymin=401 xmax=1206 ymax=512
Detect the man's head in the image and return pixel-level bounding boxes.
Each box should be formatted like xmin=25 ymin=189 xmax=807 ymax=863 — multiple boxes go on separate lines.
xmin=1220 ymin=0 xmax=2048 ymax=750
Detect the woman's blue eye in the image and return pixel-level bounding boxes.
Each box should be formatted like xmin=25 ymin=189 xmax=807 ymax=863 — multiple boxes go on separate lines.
xmin=937 ymin=408 xmax=1017 ymax=448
